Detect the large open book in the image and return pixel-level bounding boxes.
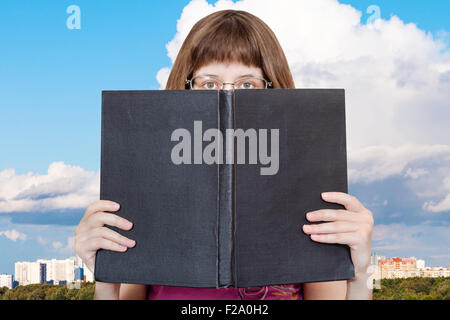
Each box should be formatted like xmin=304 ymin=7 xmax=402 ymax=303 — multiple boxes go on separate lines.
xmin=94 ymin=89 xmax=354 ymax=288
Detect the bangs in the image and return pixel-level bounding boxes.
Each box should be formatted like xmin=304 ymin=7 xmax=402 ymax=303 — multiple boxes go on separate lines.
xmin=166 ymin=9 xmax=296 ymax=90
xmin=190 ymin=15 xmax=263 ymax=73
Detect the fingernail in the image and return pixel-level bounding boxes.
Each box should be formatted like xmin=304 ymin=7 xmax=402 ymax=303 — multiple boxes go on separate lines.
xmin=303 ymin=224 xmax=311 ymax=232
xmin=129 ymin=240 xmax=136 ymax=247
xmin=321 ymin=192 xmax=329 ymax=198
xmin=119 ymin=245 xmax=127 ymax=251
xmin=113 ymin=202 xmax=120 ymax=209
xmin=124 ymin=221 xmax=133 ymax=228
xmin=306 ymin=212 xmax=314 ymax=219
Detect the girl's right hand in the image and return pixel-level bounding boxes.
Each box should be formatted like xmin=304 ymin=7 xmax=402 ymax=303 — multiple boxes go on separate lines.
xmin=74 ymin=200 xmax=136 ymax=273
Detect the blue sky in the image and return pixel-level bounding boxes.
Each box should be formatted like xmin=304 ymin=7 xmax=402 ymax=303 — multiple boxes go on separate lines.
xmin=1 ymin=0 xmax=450 ymax=275
xmin=341 ymin=0 xmax=450 ymax=32
xmin=1 ymin=0 xmax=189 ymax=174
xmin=1 ymin=0 xmax=449 ymax=174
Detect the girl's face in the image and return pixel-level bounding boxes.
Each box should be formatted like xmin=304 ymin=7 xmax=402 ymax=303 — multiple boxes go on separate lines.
xmin=193 ymin=61 xmax=265 ymax=90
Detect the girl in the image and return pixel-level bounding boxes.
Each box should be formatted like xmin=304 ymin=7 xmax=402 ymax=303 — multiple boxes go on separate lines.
xmin=75 ymin=9 xmax=374 ymax=300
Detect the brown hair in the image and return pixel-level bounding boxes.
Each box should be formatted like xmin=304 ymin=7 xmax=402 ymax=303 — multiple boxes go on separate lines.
xmin=165 ymin=9 xmax=295 ymax=90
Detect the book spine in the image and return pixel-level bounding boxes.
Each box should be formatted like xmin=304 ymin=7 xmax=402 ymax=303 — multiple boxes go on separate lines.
xmin=217 ymin=90 xmax=234 ymax=287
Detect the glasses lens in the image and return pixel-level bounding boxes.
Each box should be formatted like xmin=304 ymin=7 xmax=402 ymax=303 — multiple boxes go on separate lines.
xmin=235 ymin=78 xmax=266 ymax=89
xmin=191 ymin=76 xmax=222 ymax=90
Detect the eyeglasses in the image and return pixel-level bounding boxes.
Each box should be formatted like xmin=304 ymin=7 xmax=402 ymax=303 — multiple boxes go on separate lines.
xmin=186 ymin=75 xmax=273 ymax=90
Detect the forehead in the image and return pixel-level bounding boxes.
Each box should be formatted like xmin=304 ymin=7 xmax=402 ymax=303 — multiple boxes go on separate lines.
xmin=194 ymin=61 xmax=263 ymax=78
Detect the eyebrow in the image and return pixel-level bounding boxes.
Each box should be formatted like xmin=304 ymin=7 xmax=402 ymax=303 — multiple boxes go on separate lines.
xmin=198 ymin=73 xmax=260 ymax=79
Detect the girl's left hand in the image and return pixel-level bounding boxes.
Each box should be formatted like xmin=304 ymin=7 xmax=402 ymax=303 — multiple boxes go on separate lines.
xmin=302 ymin=192 xmax=374 ymax=275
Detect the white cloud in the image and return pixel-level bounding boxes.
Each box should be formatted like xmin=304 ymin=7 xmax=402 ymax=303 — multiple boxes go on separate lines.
xmin=0 ymin=162 xmax=99 ymax=213
xmin=415 ymin=169 xmax=450 ymax=213
xmin=404 ymin=168 xmax=429 ymax=180
xmin=445 ymin=177 xmax=450 ymax=190
xmin=51 ymin=237 xmax=74 ymax=254
xmin=346 ymin=144 xmax=450 ymax=213
xmin=156 ymin=0 xmax=450 ymax=147
xmin=347 ymin=144 xmax=450 ymax=183
xmin=372 ymin=223 xmax=450 ymax=264
xmin=54 ymin=236 xmax=75 ymax=255
xmin=0 ymin=229 xmax=27 ymax=242
xmin=423 ymin=194 xmax=450 ymax=213
xmin=155 ymin=0 xmax=450 ymax=198
xmin=156 ymin=67 xmax=171 ymax=90
xmin=67 ymin=236 xmax=75 ymax=250
xmin=37 ymin=236 xmax=48 ymax=245
xmin=52 ymin=241 xmax=63 ymax=249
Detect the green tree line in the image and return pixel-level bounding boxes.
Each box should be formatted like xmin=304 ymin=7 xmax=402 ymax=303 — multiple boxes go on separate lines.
xmin=0 ymin=277 xmax=449 ymax=300
xmin=373 ymin=277 xmax=450 ymax=300
xmin=0 ymin=282 xmax=95 ymax=300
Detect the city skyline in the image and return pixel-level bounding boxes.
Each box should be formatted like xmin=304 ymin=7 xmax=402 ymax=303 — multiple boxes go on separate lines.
xmin=0 ymin=256 xmax=94 ymax=289
xmin=2 ymin=252 xmax=449 ymax=290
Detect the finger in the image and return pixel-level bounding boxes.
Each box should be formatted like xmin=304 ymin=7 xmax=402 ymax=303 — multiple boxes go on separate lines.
xmin=89 ymin=227 xmax=136 ymax=248
xmin=303 ymin=221 xmax=359 ymax=234
xmin=85 ymin=200 xmax=121 ymax=218
xmin=309 ymin=232 xmax=359 ymax=246
xmin=84 ymin=237 xmax=129 ymax=253
xmin=87 ymin=212 xmax=133 ymax=230
xmin=321 ymin=192 xmax=364 ymax=212
xmin=306 ymin=209 xmax=359 ymax=222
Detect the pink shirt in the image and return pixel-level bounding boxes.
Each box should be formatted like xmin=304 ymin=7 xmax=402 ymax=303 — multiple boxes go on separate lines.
xmin=148 ymin=284 xmax=303 ymax=300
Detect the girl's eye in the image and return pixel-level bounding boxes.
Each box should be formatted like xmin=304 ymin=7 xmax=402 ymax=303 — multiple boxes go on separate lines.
xmin=239 ymin=82 xmax=255 ymax=89
xmin=203 ymin=82 xmax=218 ymax=89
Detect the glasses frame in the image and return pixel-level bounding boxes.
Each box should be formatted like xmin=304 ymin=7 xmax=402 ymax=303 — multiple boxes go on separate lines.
xmin=186 ymin=75 xmax=273 ymax=90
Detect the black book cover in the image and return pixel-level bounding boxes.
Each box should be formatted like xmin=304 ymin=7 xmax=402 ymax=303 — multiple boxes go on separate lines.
xmin=95 ymin=89 xmax=354 ymax=288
